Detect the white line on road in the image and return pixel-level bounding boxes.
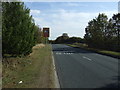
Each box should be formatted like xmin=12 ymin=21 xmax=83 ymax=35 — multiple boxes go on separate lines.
xmin=56 ymin=52 xmax=62 ymax=55
xmin=56 ymin=52 xmax=73 ymax=55
xmin=83 ymin=56 xmax=92 ymax=61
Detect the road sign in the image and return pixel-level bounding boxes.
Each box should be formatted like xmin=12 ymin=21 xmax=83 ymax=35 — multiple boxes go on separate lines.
xmin=43 ymin=28 xmax=49 ymax=37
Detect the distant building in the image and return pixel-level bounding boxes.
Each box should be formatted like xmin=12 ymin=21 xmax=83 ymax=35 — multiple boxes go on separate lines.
xmin=118 ymin=1 xmax=120 ymax=13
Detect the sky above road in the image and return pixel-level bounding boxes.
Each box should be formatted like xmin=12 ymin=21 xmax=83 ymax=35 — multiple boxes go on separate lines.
xmin=23 ymin=1 xmax=118 ymax=40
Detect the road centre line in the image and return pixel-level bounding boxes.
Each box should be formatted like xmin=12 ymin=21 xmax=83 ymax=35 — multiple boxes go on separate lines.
xmin=83 ymin=56 xmax=92 ymax=61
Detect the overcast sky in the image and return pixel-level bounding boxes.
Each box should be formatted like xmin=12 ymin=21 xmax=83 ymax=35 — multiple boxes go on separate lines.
xmin=23 ymin=2 xmax=118 ymax=40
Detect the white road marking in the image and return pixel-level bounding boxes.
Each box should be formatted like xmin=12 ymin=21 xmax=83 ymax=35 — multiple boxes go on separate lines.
xmin=64 ymin=53 xmax=66 ymax=54
xmin=56 ymin=52 xmax=73 ymax=55
xmin=83 ymin=56 xmax=92 ymax=61
xmin=56 ymin=52 xmax=62 ymax=55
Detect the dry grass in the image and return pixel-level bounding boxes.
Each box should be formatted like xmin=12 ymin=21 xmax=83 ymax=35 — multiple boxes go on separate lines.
xmin=29 ymin=44 xmax=45 ymax=56
xmin=32 ymin=44 xmax=45 ymax=49
xmin=2 ymin=44 xmax=54 ymax=88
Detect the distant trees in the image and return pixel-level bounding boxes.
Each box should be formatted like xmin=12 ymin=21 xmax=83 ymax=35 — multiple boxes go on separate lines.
xmin=84 ymin=13 xmax=120 ymax=52
xmin=55 ymin=33 xmax=69 ymax=44
xmin=2 ymin=2 xmax=41 ymax=56
xmin=66 ymin=37 xmax=84 ymax=44
xmin=54 ymin=33 xmax=84 ymax=44
xmin=34 ymin=26 xmax=43 ymax=44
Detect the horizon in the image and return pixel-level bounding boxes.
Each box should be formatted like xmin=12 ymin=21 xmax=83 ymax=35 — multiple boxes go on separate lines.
xmin=24 ymin=2 xmax=118 ymax=40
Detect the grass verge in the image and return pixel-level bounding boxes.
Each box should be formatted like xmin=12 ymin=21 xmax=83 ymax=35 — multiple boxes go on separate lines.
xmin=67 ymin=43 xmax=120 ymax=59
xmin=2 ymin=44 xmax=55 ymax=88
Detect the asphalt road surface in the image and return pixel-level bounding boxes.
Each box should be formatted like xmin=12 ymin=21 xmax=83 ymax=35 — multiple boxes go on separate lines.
xmin=52 ymin=44 xmax=119 ymax=88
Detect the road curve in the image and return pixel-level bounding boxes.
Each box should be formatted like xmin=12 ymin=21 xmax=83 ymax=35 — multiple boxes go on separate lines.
xmin=52 ymin=44 xmax=119 ymax=88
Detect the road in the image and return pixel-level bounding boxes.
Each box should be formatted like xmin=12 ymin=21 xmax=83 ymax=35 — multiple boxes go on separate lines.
xmin=52 ymin=44 xmax=119 ymax=88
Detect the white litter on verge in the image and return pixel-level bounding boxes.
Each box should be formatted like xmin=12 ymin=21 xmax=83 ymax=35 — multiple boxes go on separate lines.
xmin=18 ymin=81 xmax=23 ymax=84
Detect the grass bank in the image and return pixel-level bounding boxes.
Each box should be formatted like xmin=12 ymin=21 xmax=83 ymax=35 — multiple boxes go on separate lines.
xmin=2 ymin=44 xmax=55 ymax=88
xmin=67 ymin=43 xmax=120 ymax=59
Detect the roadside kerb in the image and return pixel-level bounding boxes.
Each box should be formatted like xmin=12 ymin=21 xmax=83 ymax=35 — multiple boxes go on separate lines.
xmin=51 ymin=51 xmax=60 ymax=88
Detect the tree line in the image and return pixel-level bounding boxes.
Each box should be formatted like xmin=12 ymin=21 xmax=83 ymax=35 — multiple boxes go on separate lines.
xmin=52 ymin=13 xmax=119 ymax=52
xmin=84 ymin=13 xmax=120 ymax=52
xmin=50 ymin=33 xmax=84 ymax=44
xmin=2 ymin=2 xmax=43 ymax=57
